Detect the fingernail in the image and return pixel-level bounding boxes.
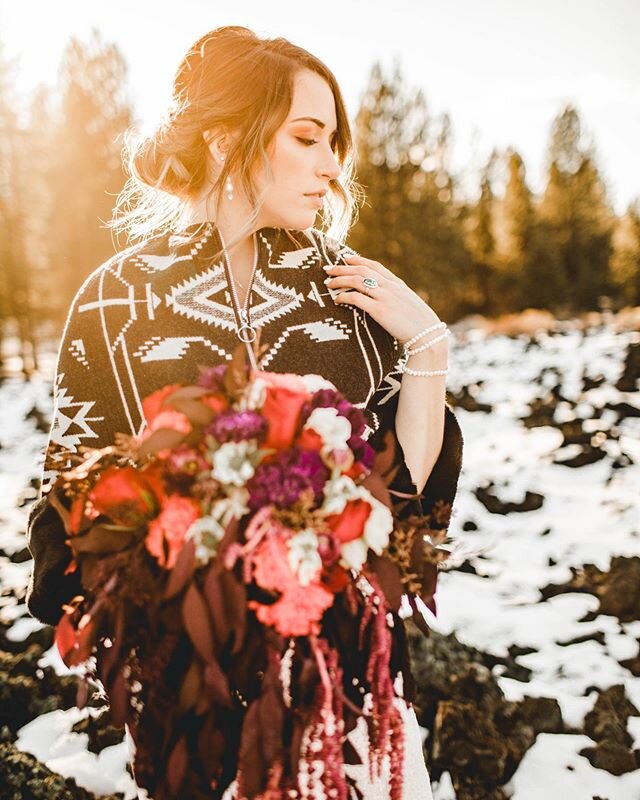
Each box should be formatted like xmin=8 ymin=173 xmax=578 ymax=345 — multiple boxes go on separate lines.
xmin=323 ymin=264 xmax=334 ymax=271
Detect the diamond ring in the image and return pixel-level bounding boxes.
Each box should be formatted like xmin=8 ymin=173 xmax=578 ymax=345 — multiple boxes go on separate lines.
xmin=362 ymin=276 xmax=379 ymax=292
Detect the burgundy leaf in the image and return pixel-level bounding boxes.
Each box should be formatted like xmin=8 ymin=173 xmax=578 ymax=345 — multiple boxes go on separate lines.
xmin=167 ymin=397 xmax=214 ymax=427
xmin=369 ymin=554 xmax=404 ymax=612
xmin=360 ymin=471 xmax=392 ymax=508
xmin=167 ymin=735 xmax=188 ymax=796
xmin=406 ymin=594 xmax=431 ymax=637
xmin=202 ymin=567 xmax=231 ymax=651
xmin=237 ymin=700 xmax=266 ymax=796
xmin=420 ymin=561 xmax=438 ymax=615
xmin=108 ymin=666 xmax=129 ymax=726
xmin=182 ymin=583 xmax=215 ymax=663
xmin=165 ymin=385 xmax=211 ymax=401
xmin=219 ymin=570 xmax=247 ymax=655
xmin=69 ymin=524 xmax=138 ymax=556
xmin=179 ymin=656 xmax=203 ymax=714
xmin=203 ymin=658 xmax=232 ymax=708
xmin=163 ymin=538 xmax=197 ymax=600
xmin=137 ymin=428 xmax=187 ymax=460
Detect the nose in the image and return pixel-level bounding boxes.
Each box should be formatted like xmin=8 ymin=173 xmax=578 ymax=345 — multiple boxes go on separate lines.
xmin=320 ymin=149 xmax=341 ymax=181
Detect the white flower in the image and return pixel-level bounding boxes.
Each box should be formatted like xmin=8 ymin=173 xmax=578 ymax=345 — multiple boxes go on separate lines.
xmin=236 ymin=377 xmax=267 ymax=411
xmin=300 ymin=374 xmax=337 ymax=393
xmin=211 ymin=440 xmax=258 ymax=486
xmin=340 ymin=538 xmax=368 ymax=572
xmin=286 ymin=528 xmax=323 ymax=586
xmin=304 ymin=407 xmax=352 ymax=453
xmin=216 ymin=486 xmax=251 ymax=526
xmin=186 ymin=515 xmax=226 ymax=565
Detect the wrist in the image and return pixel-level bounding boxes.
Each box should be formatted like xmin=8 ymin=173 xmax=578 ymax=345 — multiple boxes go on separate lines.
xmin=404 ymin=338 xmax=449 ymax=366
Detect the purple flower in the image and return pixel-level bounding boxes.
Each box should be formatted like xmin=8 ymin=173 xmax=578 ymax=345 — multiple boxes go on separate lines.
xmin=196 ymin=364 xmax=229 ymax=393
xmin=205 ymin=410 xmax=268 ymax=443
xmin=246 ymin=447 xmax=329 ymax=510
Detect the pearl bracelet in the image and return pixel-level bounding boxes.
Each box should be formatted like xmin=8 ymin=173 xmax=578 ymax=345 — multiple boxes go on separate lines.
xmin=405 ymin=328 xmax=450 ymax=356
xmin=400 ymin=364 xmax=449 ymax=377
xmin=401 ymin=321 xmax=448 ymax=350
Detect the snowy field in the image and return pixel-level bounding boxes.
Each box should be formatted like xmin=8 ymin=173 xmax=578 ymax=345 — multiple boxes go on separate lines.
xmin=1 ymin=320 xmax=639 ymax=799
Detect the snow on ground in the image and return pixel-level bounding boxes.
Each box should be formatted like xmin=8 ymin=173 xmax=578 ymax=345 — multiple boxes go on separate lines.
xmin=1 ymin=321 xmax=639 ymax=798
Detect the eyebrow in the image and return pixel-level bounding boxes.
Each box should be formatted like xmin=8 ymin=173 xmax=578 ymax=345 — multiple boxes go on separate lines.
xmin=290 ymin=117 xmax=337 ymax=135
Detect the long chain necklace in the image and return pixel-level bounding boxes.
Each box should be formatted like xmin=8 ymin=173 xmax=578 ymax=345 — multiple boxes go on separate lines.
xmin=218 ymin=228 xmax=259 ymax=350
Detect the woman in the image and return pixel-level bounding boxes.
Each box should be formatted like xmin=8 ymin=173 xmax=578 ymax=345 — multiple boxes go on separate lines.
xmin=26 ymin=25 xmax=463 ymax=799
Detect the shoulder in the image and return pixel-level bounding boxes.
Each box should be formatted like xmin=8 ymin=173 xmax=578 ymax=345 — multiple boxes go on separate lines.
xmin=67 ymin=233 xmax=170 ymax=311
xmin=303 ymin=227 xmax=359 ymax=265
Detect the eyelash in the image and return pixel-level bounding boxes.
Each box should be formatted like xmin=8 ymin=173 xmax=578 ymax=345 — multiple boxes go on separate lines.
xmin=296 ymin=136 xmax=338 ymax=151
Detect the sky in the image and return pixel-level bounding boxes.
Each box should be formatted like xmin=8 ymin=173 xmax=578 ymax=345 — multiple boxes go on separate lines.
xmin=1 ymin=0 xmax=638 ymax=214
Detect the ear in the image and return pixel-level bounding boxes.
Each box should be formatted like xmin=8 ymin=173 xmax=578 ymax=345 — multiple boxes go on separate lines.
xmin=203 ymin=127 xmax=238 ymax=166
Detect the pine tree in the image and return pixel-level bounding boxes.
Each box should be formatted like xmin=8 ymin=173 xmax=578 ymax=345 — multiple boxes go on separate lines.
xmin=349 ymin=60 xmax=469 ymax=320
xmin=495 ymin=149 xmax=534 ymax=311
xmin=537 ymin=104 xmax=614 ymax=314
xmin=610 ymin=199 xmax=640 ymax=307
xmin=46 ymin=28 xmax=132 ymax=317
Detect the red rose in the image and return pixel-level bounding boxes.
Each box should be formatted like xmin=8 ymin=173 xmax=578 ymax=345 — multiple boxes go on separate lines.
xmin=325 ymin=498 xmax=371 ymax=544
xmin=145 ymin=496 xmax=201 ymax=569
xmin=89 ymin=466 xmax=165 ymax=527
xmin=255 ymin=371 xmax=311 ymax=450
xmin=295 ymin=427 xmax=324 ymax=453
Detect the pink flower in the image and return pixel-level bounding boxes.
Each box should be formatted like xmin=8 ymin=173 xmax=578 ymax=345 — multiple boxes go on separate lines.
xmin=145 ymin=496 xmax=201 ymax=569
xmin=249 ymin=582 xmax=334 ymax=637
xmin=251 ymin=531 xmax=298 ymax=593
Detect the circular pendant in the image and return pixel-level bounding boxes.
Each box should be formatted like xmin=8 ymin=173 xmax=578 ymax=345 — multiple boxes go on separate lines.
xmin=237 ymin=323 xmax=257 ymax=343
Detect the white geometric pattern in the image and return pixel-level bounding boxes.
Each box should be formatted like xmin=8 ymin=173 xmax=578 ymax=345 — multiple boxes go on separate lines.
xmin=50 ymin=373 xmax=104 ymax=452
xmin=68 ymin=338 xmax=89 ymax=367
xmin=133 ymin=335 xmax=232 ymax=363
xmin=164 ymin=264 xmax=237 ymax=330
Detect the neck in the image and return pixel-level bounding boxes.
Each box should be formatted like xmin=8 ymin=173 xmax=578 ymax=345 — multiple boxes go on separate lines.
xmin=183 ymin=192 xmax=261 ymax=255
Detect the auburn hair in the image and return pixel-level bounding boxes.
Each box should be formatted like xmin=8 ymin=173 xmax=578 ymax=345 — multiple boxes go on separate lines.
xmin=108 ymin=25 xmax=362 ymax=251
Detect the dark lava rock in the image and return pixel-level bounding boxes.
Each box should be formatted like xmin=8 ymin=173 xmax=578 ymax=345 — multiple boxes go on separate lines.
xmin=553 ymin=443 xmax=608 ymax=467
xmin=474 ymin=483 xmax=544 ymax=514
xmin=582 ymin=373 xmax=606 ymax=392
xmin=520 ymin=397 xmax=558 ymax=428
xmin=0 ymin=644 xmax=80 ymax=737
xmin=406 ymin=623 xmax=562 ymax=795
xmin=605 ymin=400 xmax=640 ymax=422
xmin=25 ymin=405 xmax=51 ymax=434
xmin=579 ymin=685 xmax=640 ymax=775
xmin=540 ymin=556 xmax=640 ymax=622
xmin=615 ymin=341 xmax=640 ymax=393
xmin=0 ymin=736 xmax=124 ymax=799
xmin=71 ymin=709 xmax=126 ymax=755
xmin=448 ymin=385 xmax=493 ymax=413
xmin=620 ymin=640 xmax=640 ymax=677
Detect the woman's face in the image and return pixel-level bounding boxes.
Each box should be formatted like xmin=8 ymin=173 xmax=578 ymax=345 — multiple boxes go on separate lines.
xmin=252 ymin=69 xmax=343 ymax=230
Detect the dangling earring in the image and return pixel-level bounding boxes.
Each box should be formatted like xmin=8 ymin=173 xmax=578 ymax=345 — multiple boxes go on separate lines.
xmin=220 ymin=155 xmax=233 ymax=201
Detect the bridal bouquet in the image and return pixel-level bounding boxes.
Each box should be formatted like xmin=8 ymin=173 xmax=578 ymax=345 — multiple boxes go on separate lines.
xmin=48 ymin=344 xmax=448 ymax=800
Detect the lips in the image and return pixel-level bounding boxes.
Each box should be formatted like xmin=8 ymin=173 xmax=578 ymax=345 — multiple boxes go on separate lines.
xmin=304 ymin=190 xmax=327 ymax=198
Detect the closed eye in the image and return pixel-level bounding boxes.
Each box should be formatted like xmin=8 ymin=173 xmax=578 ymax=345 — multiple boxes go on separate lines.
xmin=296 ymin=136 xmax=339 ymax=151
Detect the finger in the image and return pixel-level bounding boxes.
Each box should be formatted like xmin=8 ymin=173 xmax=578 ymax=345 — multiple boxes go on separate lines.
xmin=342 ymin=253 xmax=397 ymax=280
xmin=333 ymin=289 xmax=376 ymax=311
xmin=324 ymin=274 xmax=385 ymax=293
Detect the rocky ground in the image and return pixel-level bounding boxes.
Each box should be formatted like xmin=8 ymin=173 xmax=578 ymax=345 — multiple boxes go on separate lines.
xmin=0 ymin=314 xmax=639 ymax=799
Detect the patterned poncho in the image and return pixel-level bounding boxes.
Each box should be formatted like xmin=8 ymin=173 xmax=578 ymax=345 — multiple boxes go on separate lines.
xmin=25 ymin=220 xmax=463 ymax=700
